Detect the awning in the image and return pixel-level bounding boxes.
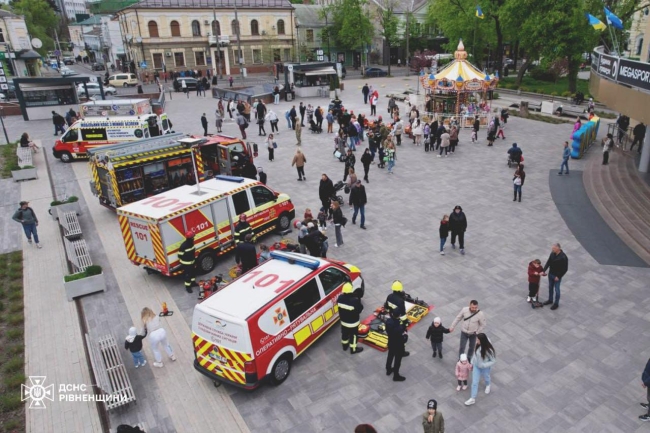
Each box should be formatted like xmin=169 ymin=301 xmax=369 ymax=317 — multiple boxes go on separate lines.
xmin=303 ymin=67 xmax=336 ymax=76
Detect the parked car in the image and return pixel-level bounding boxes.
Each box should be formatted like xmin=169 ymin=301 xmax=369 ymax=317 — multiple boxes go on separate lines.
xmin=77 ymin=83 xmax=117 ymax=97
xmin=63 ymin=57 xmax=75 ymax=65
xmin=108 ymin=73 xmax=139 ymax=87
xmin=60 ymin=67 xmax=78 ymax=77
xmin=363 ymin=67 xmax=388 ymax=78
xmin=173 ymin=77 xmax=211 ymax=92
xmin=504 ymin=58 xmax=514 ymax=66
xmin=91 ymin=63 xmax=106 ymax=71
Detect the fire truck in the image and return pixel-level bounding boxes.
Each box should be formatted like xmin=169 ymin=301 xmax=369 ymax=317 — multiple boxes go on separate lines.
xmin=87 ymin=133 xmax=255 ymax=209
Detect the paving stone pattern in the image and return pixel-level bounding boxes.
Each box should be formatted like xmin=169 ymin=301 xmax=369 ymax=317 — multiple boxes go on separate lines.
xmin=5 ymin=76 xmax=650 ymax=432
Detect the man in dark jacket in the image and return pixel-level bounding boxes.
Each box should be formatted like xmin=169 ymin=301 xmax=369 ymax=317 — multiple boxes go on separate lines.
xmin=386 ymin=309 xmax=408 ymax=381
xmin=362 ymin=83 xmax=370 ymax=104
xmin=343 ymin=150 xmax=356 ymax=182
xmin=449 ymin=205 xmax=467 ymax=254
xmin=385 ymin=280 xmax=408 ymax=327
xmin=542 ymin=243 xmax=568 ymax=310
xmin=640 ymin=357 xmax=650 ymax=421
xmin=201 ymin=113 xmax=208 ymax=136
xmin=234 ymin=214 xmax=254 ymax=244
xmin=235 ymin=234 xmax=258 ymax=274
xmin=631 ymin=122 xmax=646 ymax=153
xmin=350 ymin=180 xmax=367 ymax=229
xmin=507 ymin=143 xmax=522 ymax=163
xmin=337 ymin=282 xmax=364 ymax=354
xmin=289 ymin=105 xmax=297 ymax=129
xmin=52 ymin=111 xmax=66 ymax=135
xmin=299 ymin=102 xmax=306 ymax=126
xmin=178 ymin=230 xmax=197 ymax=293
xmin=319 ymin=174 xmax=335 ymax=216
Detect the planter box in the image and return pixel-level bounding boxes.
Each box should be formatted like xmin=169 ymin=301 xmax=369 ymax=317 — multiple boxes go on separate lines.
xmin=11 ymin=168 xmax=38 ymax=182
xmin=64 ymin=273 xmax=106 ymax=302
xmin=50 ymin=202 xmax=82 ymax=220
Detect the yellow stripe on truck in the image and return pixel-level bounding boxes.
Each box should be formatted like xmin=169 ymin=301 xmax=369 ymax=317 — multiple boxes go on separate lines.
xmin=294 ymin=325 xmax=312 ymax=346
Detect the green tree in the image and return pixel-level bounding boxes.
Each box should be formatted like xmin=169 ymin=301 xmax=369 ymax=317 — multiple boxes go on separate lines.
xmin=377 ymin=0 xmax=400 ymax=75
xmin=323 ymin=0 xmax=374 ymax=67
xmin=11 ymin=0 xmax=58 ymax=54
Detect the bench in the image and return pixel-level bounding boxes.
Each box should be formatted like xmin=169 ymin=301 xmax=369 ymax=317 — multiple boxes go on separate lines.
xmin=560 ymin=106 xmax=588 ymax=120
xmin=85 ymin=333 xmax=136 ymax=411
xmin=528 ymin=101 xmax=542 ymax=112
xmin=16 ymin=147 xmax=33 ymax=168
xmin=63 ymin=237 xmax=92 ymax=273
xmin=59 ymin=211 xmax=82 ymax=239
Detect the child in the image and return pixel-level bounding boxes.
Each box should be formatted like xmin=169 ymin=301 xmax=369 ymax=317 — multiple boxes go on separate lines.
xmin=257 ymin=167 xmax=267 ymax=185
xmin=528 ymin=259 xmax=545 ymax=306
xmin=422 ymin=399 xmax=444 ymax=432
xmin=378 ymin=145 xmax=386 ymax=169
xmin=124 ymin=326 xmax=148 ymax=368
xmin=297 ymin=222 xmax=309 ymax=254
xmin=455 ymin=353 xmax=472 ymax=391
xmin=317 ymin=207 xmax=328 ymax=229
xmin=304 ymin=208 xmax=314 ymax=224
xmin=423 ymin=122 xmax=431 ymax=152
xmin=425 ymin=317 xmax=450 ymax=359
xmin=471 ymin=129 xmax=477 ymax=143
xmin=439 ymin=215 xmax=449 ymax=255
xmin=259 ymin=244 xmax=271 ymax=262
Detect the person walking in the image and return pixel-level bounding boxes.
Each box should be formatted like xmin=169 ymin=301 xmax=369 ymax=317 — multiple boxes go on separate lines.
xmin=141 ymin=307 xmax=177 ymax=368
xmin=362 ymin=83 xmax=370 ymax=104
xmin=455 ymin=354 xmax=472 ymax=391
xmin=602 ymin=133 xmax=613 ymax=165
xmin=181 ymin=79 xmax=188 ymax=98
xmin=273 ymin=86 xmax=280 ymax=104
xmin=513 ymin=164 xmax=525 ymax=202
xmin=235 ymin=233 xmax=258 ymax=274
xmin=319 ymin=174 xmax=335 ymax=214
xmin=214 ymin=109 xmax=223 ymax=133
xmin=464 ymin=333 xmax=497 ymax=406
xmin=422 ymin=399 xmax=445 ymax=433
xmin=361 ymin=148 xmax=372 ymax=183
xmin=630 ymin=122 xmax=646 ymax=153
xmin=370 ymin=92 xmax=377 ymax=116
xmin=438 ymin=128 xmax=450 ymax=157
xmin=413 ymin=119 xmax=423 ymax=147
xmin=257 ymin=167 xmax=267 ymax=185
xmin=326 ymin=110 xmax=334 ymax=133
xmin=289 ymin=105 xmax=297 ymax=129
xmin=448 ymin=205 xmax=467 ymax=254
xmin=439 ymin=214 xmax=449 ymax=255
xmin=13 ymin=201 xmax=42 ymax=248
xmin=267 ymin=110 xmax=279 ymax=134
xmin=291 ymin=148 xmax=307 ymax=181
xmin=385 ymin=309 xmax=408 ymax=381
xmin=337 ymin=282 xmax=364 ymax=354
xmin=228 ymin=75 xmax=233 ymax=87
xmin=616 ymin=113 xmax=629 ymax=144
xmin=178 ymin=230 xmax=198 ymax=293
xmin=256 ymin=100 xmax=267 ymax=135
xmin=425 ymin=317 xmax=450 ymax=359
xmin=201 ymin=113 xmax=208 ymax=136
xmin=393 ymin=118 xmax=403 ymax=146
xmin=124 ymin=326 xmax=148 ymax=368
xmin=639 ymin=357 xmax=650 ymax=421
xmin=386 ymin=142 xmax=396 ymax=174
xmin=527 ymin=258 xmax=545 ymax=304
xmin=350 ymin=180 xmax=367 ymax=229
xmin=331 ymin=201 xmax=344 ymax=247
xmin=227 ymin=98 xmax=235 ymax=119
xmin=236 ymin=112 xmax=248 ymax=139
xmin=542 ymin=243 xmax=568 ymax=310
xmin=343 ymin=149 xmax=356 ymax=182
xmin=449 ymin=300 xmax=486 ymax=361
xmin=315 ymin=106 xmax=324 ymax=130
xmin=52 ymin=111 xmax=66 ymax=135
xmin=299 ymin=102 xmax=306 ymax=126
xmin=559 ymin=141 xmax=571 ymax=175
xmin=449 ymin=125 xmax=459 ymax=153
xmin=295 ymin=120 xmax=302 ymax=145
xmin=266 ymin=134 xmax=275 ymax=161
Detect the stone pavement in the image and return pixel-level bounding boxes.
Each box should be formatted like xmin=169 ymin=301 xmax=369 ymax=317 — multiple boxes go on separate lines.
xmin=4 ymin=75 xmax=650 ymax=432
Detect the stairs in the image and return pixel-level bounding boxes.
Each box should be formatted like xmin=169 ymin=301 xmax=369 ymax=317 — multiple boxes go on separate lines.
xmin=583 ymin=147 xmax=650 ymax=266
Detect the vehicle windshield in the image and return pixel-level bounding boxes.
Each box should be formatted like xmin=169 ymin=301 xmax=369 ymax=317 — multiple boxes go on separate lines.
xmin=229 ymin=142 xmax=245 ymax=153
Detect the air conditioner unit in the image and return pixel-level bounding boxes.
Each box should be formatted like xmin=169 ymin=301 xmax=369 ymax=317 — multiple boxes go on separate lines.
xmin=261 ymin=30 xmax=267 ymax=36
xmin=204 ymin=20 xmax=209 ymax=25
xmin=165 ymin=52 xmax=172 ymax=57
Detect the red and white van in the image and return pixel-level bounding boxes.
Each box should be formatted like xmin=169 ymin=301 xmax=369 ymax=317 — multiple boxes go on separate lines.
xmin=191 ymin=251 xmax=365 ymax=389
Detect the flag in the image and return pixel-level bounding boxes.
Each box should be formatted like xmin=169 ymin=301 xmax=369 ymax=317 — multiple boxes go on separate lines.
xmin=476 ymin=5 xmax=485 ymax=19
xmin=586 ymin=13 xmax=607 ymax=31
xmin=604 ymin=7 xmax=624 ymax=30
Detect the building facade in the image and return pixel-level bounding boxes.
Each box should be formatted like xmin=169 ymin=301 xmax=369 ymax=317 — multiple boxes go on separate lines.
xmin=0 ymin=10 xmax=37 ymax=77
xmin=115 ymin=0 xmax=296 ymax=78
xmin=628 ymin=7 xmax=649 ymax=62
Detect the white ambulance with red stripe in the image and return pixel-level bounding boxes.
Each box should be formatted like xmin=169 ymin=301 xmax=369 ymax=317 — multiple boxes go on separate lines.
xmin=191 ymin=251 xmax=365 ymax=389
xmin=116 ymin=176 xmax=295 ymax=275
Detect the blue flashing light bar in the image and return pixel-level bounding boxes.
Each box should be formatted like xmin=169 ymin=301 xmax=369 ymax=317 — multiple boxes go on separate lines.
xmin=215 ymin=175 xmax=245 ymax=183
xmin=270 ymin=251 xmax=320 ymax=270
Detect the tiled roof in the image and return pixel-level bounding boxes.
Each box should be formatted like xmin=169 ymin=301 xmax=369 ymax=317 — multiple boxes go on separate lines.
xmin=293 ymin=4 xmax=330 ymax=28
xmin=125 ymin=0 xmax=293 ymax=9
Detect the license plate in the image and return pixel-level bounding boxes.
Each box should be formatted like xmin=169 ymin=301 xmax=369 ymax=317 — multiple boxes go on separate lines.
xmin=209 ymin=351 xmax=228 ymax=364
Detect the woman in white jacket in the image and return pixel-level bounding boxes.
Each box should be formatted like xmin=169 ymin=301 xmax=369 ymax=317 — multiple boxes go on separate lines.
xmin=267 ymin=110 xmax=279 ymax=134
xmin=465 ymin=333 xmax=496 ymax=406
xmin=142 ymin=307 xmax=176 ymax=368
xmin=412 ymin=119 xmax=423 ymax=146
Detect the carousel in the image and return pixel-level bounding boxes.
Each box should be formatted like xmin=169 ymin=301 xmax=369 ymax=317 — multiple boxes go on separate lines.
xmin=419 ymin=39 xmax=499 ymax=128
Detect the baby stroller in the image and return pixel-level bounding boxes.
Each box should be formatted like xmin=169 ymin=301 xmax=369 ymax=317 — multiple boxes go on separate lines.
xmin=330 ymin=181 xmax=345 ymax=206
xmin=309 ymin=119 xmax=322 ymax=134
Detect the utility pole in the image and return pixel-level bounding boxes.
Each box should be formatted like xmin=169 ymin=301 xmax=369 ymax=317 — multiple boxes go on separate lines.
xmin=405 ymin=0 xmax=413 ymax=77
xmin=234 ymin=1 xmax=244 ymax=82
xmin=54 ymin=28 xmax=62 ymax=67
xmin=213 ymin=7 xmax=223 ymax=79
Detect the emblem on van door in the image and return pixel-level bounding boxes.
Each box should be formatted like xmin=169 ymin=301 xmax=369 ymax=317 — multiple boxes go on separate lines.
xmin=214 ymin=320 xmax=227 ymax=327
xmin=273 ymin=307 xmax=288 ymax=326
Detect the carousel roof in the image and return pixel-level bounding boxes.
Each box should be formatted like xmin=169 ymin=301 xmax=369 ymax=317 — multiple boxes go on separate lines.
xmin=434 ymin=40 xmax=494 ymax=82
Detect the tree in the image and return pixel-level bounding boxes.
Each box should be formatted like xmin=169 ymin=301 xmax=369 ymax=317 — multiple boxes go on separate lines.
xmin=377 ymin=0 xmax=400 ymax=75
xmin=11 ymin=0 xmax=58 ymax=54
xmin=323 ymin=0 xmax=374 ymax=68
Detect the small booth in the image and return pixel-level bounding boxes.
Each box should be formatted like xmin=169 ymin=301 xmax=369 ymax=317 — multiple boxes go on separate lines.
xmin=283 ymin=62 xmax=338 ymax=98
xmin=14 ymin=76 xmax=93 ymax=121
xmin=211 ymin=83 xmax=276 ymax=104
xmin=418 ymin=40 xmax=499 ymax=128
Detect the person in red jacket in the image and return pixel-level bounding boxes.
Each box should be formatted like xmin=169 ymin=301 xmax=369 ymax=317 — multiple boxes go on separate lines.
xmin=527 ymin=259 xmax=546 ymax=305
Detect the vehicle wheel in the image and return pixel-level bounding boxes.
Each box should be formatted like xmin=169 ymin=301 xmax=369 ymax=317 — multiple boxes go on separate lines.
xmin=123 ymin=83 xmax=128 ymax=87
xmin=60 ymin=152 xmax=73 ymax=163
xmin=276 ymin=212 xmax=291 ymax=231
xmin=197 ymin=250 xmax=217 ymax=274
xmin=105 ymin=92 xmax=113 ymax=96
xmin=270 ymin=354 xmax=292 ymax=386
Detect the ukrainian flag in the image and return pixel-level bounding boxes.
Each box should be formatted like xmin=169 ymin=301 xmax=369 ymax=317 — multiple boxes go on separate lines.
xmin=476 ymin=5 xmax=485 ymax=19
xmin=586 ymin=13 xmax=607 ymax=31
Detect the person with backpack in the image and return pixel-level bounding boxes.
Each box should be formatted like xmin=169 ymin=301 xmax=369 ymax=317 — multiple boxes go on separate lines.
xmin=13 ymin=201 xmax=41 ymax=248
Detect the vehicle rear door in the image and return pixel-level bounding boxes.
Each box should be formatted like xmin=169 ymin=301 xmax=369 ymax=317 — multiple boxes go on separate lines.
xmin=210 ymin=197 xmax=234 ymax=247
xmin=217 ymin=144 xmax=232 ymax=175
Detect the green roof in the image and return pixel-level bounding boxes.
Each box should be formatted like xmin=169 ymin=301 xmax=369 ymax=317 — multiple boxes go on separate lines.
xmin=76 ymin=15 xmax=103 ymax=25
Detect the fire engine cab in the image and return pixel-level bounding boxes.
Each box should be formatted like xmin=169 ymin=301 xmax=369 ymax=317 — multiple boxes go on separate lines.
xmin=191 ymin=251 xmax=365 ymax=389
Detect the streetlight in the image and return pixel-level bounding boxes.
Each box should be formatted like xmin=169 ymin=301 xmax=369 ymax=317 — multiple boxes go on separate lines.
xmin=406 ymin=0 xmax=414 ymax=77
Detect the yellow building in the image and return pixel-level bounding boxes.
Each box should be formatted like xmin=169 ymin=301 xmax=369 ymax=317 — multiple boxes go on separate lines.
xmin=628 ymin=7 xmax=649 ymax=62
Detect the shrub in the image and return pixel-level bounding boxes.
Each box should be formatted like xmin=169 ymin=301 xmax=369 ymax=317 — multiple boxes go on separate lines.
xmin=550 ymin=92 xmax=558 ymax=97
xmin=50 ymin=195 xmax=79 ymax=206
xmin=492 ymin=92 xmax=500 ymax=99
xmin=6 ymin=313 xmax=23 ymax=326
xmin=3 ymin=357 xmax=23 ymax=374
xmin=64 ymin=265 xmax=103 ymax=282
xmin=530 ymin=68 xmax=557 ymax=82
xmin=85 ymin=265 xmax=102 ymax=276
xmin=520 ymin=86 xmax=530 ymax=92
xmin=4 ymin=373 xmax=26 ymax=389
xmin=6 ymin=329 xmax=23 ymax=340
xmin=7 ymin=344 xmax=24 ymax=356
xmin=562 ymin=91 xmax=572 ymax=97
xmin=0 ymin=393 xmax=22 ymax=412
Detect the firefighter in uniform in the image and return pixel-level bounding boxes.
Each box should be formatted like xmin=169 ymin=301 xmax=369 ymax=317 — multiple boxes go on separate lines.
xmin=384 ymin=280 xmax=410 ymax=356
xmin=337 ymin=282 xmax=364 ymax=355
xmin=385 ymin=309 xmax=408 ymax=381
xmin=234 ymin=214 xmax=255 ymax=245
xmin=179 ymin=230 xmax=197 ymax=293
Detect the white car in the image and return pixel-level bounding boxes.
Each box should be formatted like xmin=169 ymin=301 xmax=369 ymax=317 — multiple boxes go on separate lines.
xmin=77 ymin=83 xmax=117 ymax=97
xmin=60 ymin=67 xmax=78 ymax=77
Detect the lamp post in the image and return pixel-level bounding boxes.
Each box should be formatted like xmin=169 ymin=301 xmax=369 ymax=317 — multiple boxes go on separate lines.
xmin=234 ymin=1 xmax=244 ymax=82
xmin=405 ymin=0 xmax=414 ymax=77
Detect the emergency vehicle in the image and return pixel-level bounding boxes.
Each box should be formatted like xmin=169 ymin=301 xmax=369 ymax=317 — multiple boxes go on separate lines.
xmin=52 ymin=114 xmax=173 ymax=163
xmin=87 ymin=133 xmax=254 ymax=209
xmin=191 ymin=251 xmax=365 ymax=389
xmin=116 ymin=176 xmax=295 ymax=275
xmin=80 ymin=99 xmax=152 ymax=118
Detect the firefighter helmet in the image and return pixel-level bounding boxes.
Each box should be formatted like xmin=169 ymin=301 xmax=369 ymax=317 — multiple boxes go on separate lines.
xmin=185 ymin=229 xmax=195 ymax=238
xmin=342 ymin=282 xmax=354 ymax=294
xmin=391 ymin=280 xmax=403 ymax=292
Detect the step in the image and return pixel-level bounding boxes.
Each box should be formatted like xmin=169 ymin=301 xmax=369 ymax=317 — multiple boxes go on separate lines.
xmin=606 ymin=153 xmax=650 ymax=237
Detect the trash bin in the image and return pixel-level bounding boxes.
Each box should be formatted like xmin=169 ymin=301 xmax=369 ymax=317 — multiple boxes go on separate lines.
xmin=212 ymin=76 xmax=217 ymax=85
xmin=286 ymin=93 xmax=293 ymax=102
xmin=137 ymin=85 xmax=143 ymax=94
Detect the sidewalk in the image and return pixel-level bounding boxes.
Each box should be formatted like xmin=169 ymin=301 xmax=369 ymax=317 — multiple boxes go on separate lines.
xmin=21 ymin=143 xmax=102 ymax=432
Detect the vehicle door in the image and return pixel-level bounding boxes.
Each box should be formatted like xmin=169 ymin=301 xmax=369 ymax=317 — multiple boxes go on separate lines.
xmin=317 ymin=267 xmax=350 ymax=326
xmin=282 ymin=278 xmax=323 ymax=354
xmin=209 ymin=197 xmax=234 ymax=247
xmin=229 ymin=189 xmax=252 ymax=224
xmin=250 ymin=185 xmax=278 ymax=229
xmin=217 ymin=144 xmax=232 ymax=175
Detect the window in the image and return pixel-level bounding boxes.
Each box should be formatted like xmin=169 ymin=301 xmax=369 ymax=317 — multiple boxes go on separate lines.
xmin=231 ymin=20 xmax=240 ymax=36
xmin=318 ymin=267 xmax=349 ymax=296
xmin=285 ymin=279 xmax=321 ymax=322
xmin=251 ymin=19 xmax=259 ymax=36
xmin=62 ymin=129 xmax=79 ymax=142
xmin=232 ymin=190 xmax=250 ymax=215
xmin=148 ymin=21 xmax=159 ymax=38
xmin=252 ymin=49 xmax=262 ymax=64
xmin=233 ymin=48 xmax=244 ymax=65
xmin=174 ymin=52 xmax=185 ymax=67
xmin=306 ymin=29 xmax=314 ymax=43
xmin=277 ymin=19 xmax=285 ymax=35
xmin=192 ymin=20 xmax=201 ymax=36
xmin=251 ymin=186 xmax=275 ymax=207
xmin=283 ymin=48 xmax=291 ymax=61
xmin=81 ymin=127 xmax=108 ymax=141
xmin=212 ymin=20 xmax=221 ymax=36
xmin=152 ymin=53 xmax=163 ymax=69
xmin=637 ymin=37 xmax=644 ymax=56
xmin=272 ymin=48 xmax=281 ymax=62
xmin=195 ymin=51 xmax=206 ymax=66
xmin=170 ymin=20 xmax=181 ymax=37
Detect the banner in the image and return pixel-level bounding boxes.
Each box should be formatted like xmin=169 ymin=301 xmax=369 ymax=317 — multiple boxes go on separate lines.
xmin=616 ymin=58 xmax=650 ymax=92
xmin=596 ymin=53 xmax=618 ymax=81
